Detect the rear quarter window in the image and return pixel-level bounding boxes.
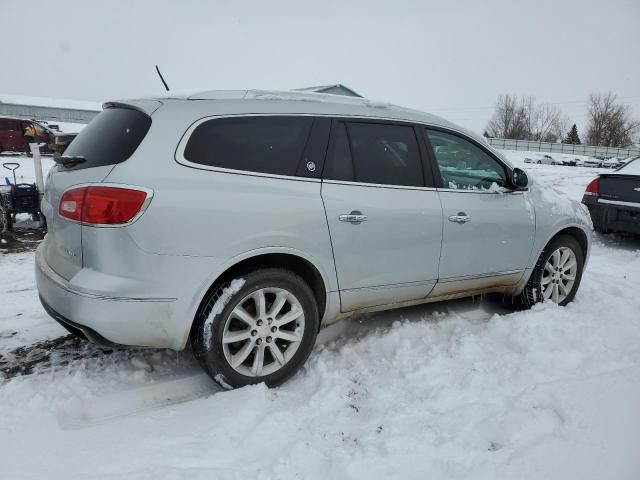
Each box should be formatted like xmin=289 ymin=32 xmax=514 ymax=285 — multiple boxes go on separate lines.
xmin=183 ymin=116 xmax=314 ymax=176
xmin=63 ymin=107 xmax=151 ymax=170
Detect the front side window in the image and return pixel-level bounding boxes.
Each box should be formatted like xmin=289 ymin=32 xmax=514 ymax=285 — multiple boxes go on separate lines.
xmin=184 ymin=116 xmax=313 ymax=176
xmin=347 ymin=122 xmax=423 ymax=187
xmin=425 ymin=129 xmax=507 ymax=190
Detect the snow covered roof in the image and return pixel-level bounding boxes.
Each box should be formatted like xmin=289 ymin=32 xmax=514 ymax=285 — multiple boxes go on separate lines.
xmin=114 ymin=88 xmax=462 ymax=135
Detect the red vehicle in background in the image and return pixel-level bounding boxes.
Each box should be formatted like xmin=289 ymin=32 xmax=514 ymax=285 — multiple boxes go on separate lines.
xmin=0 ymin=116 xmax=76 ymax=154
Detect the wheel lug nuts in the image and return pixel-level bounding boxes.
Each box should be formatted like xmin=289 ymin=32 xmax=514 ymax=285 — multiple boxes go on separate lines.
xmin=257 ymin=320 xmax=263 ymax=326
xmin=271 ymin=326 xmax=277 ymax=333
xmin=256 ymin=338 xmax=262 ymax=345
xmin=266 ymin=337 xmax=272 ymax=343
xmin=251 ymin=330 xmax=257 ymax=336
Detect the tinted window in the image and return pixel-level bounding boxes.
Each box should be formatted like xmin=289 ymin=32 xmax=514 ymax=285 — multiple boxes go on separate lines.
xmin=0 ymin=119 xmax=19 ymax=131
xmin=347 ymin=123 xmax=423 ymax=187
xmin=323 ymin=122 xmax=354 ymax=181
xmin=425 ymin=129 xmax=507 ymax=190
xmin=64 ymin=108 xmax=151 ymax=170
xmin=184 ymin=116 xmax=314 ymax=176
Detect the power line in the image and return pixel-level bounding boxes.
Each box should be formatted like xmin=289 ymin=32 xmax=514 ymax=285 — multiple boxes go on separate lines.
xmin=431 ymin=95 xmax=640 ymax=112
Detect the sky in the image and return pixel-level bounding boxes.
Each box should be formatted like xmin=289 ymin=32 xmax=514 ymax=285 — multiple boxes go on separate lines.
xmin=1 ymin=0 xmax=639 ymax=135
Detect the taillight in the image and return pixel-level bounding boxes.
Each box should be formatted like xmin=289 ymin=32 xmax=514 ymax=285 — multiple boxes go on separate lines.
xmin=584 ymin=177 xmax=599 ymax=196
xmin=59 ymin=187 xmax=85 ymax=221
xmin=59 ymin=186 xmax=149 ymax=224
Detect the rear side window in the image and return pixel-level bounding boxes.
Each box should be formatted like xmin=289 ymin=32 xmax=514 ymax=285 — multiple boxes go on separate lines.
xmin=184 ymin=116 xmax=314 ymax=176
xmin=63 ymin=107 xmax=151 ymax=170
xmin=323 ymin=122 xmax=354 ymax=181
xmin=347 ymin=122 xmax=423 ymax=187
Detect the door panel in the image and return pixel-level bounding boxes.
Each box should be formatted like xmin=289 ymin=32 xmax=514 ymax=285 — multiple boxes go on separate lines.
xmin=423 ymin=128 xmax=536 ymax=283
xmin=321 ymin=181 xmax=443 ymax=311
xmin=437 ymin=191 xmax=534 ymax=279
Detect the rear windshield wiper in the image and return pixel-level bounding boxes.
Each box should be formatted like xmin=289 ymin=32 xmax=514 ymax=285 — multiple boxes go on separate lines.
xmin=54 ymin=155 xmax=86 ymax=167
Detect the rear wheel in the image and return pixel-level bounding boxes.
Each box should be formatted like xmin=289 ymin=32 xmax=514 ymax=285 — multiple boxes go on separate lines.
xmin=192 ymin=268 xmax=319 ymax=389
xmin=0 ymin=205 xmax=11 ymax=233
xmin=517 ymin=234 xmax=584 ymax=308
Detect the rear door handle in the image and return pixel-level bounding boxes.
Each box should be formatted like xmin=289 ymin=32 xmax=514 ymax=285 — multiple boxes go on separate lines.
xmin=339 ymin=210 xmax=368 ymax=224
xmin=448 ymin=212 xmax=471 ymax=224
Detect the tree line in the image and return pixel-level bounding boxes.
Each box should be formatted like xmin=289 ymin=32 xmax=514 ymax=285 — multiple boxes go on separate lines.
xmin=484 ymin=92 xmax=639 ymax=148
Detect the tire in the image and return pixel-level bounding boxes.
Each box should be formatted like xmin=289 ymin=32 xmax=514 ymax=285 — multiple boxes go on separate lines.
xmin=191 ymin=268 xmax=319 ymax=389
xmin=0 ymin=205 xmax=11 ymax=233
xmin=517 ymin=234 xmax=584 ymax=308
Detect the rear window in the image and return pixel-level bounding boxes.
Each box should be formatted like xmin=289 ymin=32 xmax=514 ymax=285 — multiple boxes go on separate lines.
xmin=617 ymin=158 xmax=640 ymax=175
xmin=63 ymin=107 xmax=151 ymax=169
xmin=183 ymin=116 xmax=313 ymax=176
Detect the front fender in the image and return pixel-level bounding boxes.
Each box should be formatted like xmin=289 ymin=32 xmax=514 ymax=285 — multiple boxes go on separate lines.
xmin=527 ymin=176 xmax=593 ymax=270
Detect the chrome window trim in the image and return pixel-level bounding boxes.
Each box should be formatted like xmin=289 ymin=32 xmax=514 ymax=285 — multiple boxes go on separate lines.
xmin=322 ymin=179 xmax=437 ymax=192
xmin=58 ymin=183 xmax=154 ymax=228
xmin=598 ymin=198 xmax=640 ymax=208
xmin=436 ymin=188 xmax=526 ymax=195
xmin=174 ymin=113 xmax=494 ymax=187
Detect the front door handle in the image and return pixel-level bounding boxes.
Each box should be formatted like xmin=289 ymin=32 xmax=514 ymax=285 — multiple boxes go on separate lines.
xmin=339 ymin=210 xmax=368 ymax=224
xmin=448 ymin=212 xmax=471 ymax=224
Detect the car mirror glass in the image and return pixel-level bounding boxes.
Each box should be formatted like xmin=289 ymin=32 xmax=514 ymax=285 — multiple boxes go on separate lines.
xmin=512 ymin=167 xmax=528 ymax=189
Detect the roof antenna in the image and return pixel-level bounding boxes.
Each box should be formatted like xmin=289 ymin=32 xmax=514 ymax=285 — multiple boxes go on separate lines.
xmin=155 ymin=65 xmax=170 ymax=91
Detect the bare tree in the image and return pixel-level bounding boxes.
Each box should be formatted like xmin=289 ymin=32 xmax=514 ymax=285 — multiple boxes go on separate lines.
xmin=585 ymin=92 xmax=640 ymax=147
xmin=486 ymin=94 xmax=529 ymax=139
xmin=525 ymin=97 xmax=564 ymax=142
xmin=486 ymin=94 xmax=565 ymax=141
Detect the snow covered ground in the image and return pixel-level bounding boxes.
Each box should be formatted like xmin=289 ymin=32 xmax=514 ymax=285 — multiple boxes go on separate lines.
xmin=1 ymin=151 xmax=639 ymax=479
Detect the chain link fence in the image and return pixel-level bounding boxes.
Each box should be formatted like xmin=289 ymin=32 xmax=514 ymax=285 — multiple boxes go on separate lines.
xmin=487 ymin=138 xmax=640 ymax=158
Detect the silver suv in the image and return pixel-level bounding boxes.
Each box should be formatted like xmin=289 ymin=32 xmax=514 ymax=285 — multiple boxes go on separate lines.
xmin=36 ymin=90 xmax=592 ymax=388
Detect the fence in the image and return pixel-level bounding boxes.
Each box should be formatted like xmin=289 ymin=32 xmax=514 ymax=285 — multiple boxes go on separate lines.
xmin=0 ymin=102 xmax=99 ymax=124
xmin=487 ymin=138 xmax=640 ymax=158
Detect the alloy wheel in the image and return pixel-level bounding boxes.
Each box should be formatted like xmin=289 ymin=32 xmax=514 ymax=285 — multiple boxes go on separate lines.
xmin=222 ymin=287 xmax=305 ymax=377
xmin=541 ymin=247 xmax=577 ymax=303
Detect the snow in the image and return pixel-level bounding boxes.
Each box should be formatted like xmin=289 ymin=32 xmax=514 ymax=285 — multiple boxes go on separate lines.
xmin=203 ymin=278 xmax=246 ymax=349
xmin=612 ymin=158 xmax=640 ymax=175
xmin=1 ymin=152 xmax=640 ymax=479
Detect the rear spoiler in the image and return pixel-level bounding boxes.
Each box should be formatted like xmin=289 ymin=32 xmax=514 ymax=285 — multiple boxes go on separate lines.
xmin=102 ymin=99 xmax=162 ymax=116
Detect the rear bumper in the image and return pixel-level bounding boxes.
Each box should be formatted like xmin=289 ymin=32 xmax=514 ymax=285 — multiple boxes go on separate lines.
xmin=38 ymin=295 xmax=121 ymax=347
xmin=582 ymin=197 xmax=640 ymax=235
xmin=35 ymin=243 xmax=182 ymax=349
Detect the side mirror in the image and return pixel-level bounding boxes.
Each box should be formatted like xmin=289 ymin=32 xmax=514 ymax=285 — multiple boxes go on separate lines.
xmin=512 ymin=167 xmax=528 ymax=189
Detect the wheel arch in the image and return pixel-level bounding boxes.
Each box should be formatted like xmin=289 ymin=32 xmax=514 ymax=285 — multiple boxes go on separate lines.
xmin=514 ymin=223 xmax=591 ymax=297
xmin=187 ymin=249 xmax=330 ymax=346
xmin=544 ymin=225 xmax=590 ymax=263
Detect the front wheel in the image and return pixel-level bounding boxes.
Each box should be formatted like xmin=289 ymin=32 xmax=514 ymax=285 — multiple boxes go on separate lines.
xmin=517 ymin=234 xmax=584 ymax=308
xmin=191 ymin=268 xmax=319 ymax=389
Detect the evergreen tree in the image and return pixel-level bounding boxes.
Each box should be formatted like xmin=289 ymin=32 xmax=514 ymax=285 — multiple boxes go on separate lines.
xmin=563 ymin=124 xmax=581 ymax=144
